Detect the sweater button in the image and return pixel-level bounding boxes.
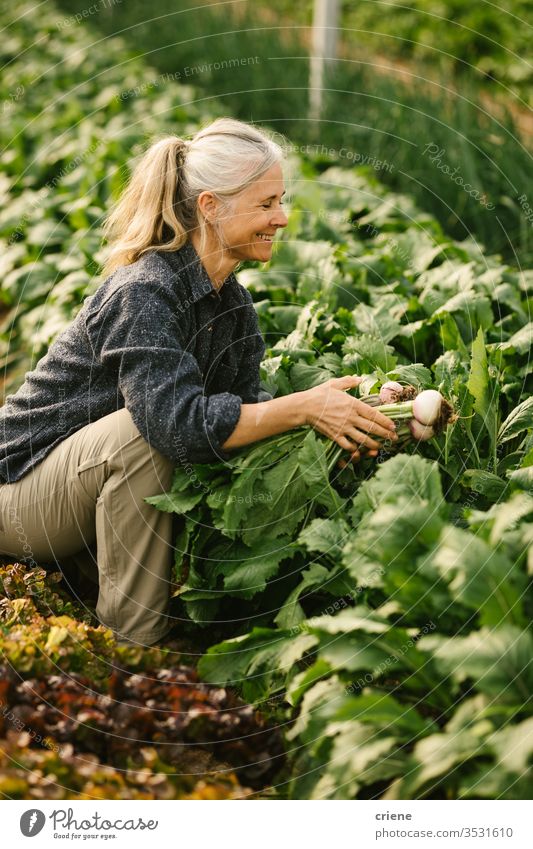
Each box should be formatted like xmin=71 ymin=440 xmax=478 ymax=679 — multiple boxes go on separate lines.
xmin=208 ymin=325 xmax=213 ymax=331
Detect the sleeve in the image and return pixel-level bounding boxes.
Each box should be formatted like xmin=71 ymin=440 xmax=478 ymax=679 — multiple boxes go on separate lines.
xmin=229 ymin=291 xmax=269 ymax=404
xmin=84 ymin=281 xmax=243 ymax=464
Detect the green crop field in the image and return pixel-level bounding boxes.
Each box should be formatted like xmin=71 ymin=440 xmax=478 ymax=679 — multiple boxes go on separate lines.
xmin=0 ymin=1 xmax=531 ymax=802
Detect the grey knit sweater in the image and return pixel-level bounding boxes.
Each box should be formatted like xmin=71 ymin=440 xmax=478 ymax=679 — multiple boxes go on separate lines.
xmin=0 ymin=240 xmax=269 ymax=483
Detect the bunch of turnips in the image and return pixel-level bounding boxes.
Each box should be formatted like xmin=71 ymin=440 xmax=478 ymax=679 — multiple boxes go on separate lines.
xmin=355 ymin=381 xmax=457 ymax=454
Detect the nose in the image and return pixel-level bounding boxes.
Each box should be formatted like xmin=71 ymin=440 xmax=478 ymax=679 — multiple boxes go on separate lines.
xmin=271 ymin=207 xmax=288 ymax=228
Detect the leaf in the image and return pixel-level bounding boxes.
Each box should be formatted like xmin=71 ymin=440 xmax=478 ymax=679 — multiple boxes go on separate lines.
xmin=342 ymin=498 xmax=448 ymax=622
xmin=220 ymin=432 xmax=309 ymax=544
xmin=144 ymin=490 xmax=204 ymax=514
xmin=198 ymin=628 xmax=318 ymax=702
xmin=357 ymin=372 xmax=380 ymax=395
xmin=489 ymin=492 xmax=533 ymax=544
xmin=434 ymin=291 xmax=493 ymax=332
xmin=289 ymin=362 xmax=336 ymax=391
xmin=249 ymin=451 xmax=309 ymax=545
xmin=400 ymin=231 xmax=446 ymax=274
xmin=387 ymin=363 xmax=433 ymax=389
xmin=286 ymin=676 xmax=344 ymax=743
xmin=387 ymin=726 xmax=490 ymax=799
xmin=351 ymin=454 xmax=444 ymax=520
xmin=458 ymin=718 xmax=533 ymax=799
xmin=432 ymin=525 xmax=527 ymax=627
xmin=221 ymin=543 xmax=295 ymax=599
xmin=288 ymin=682 xmax=435 ymax=799
xmin=305 ymin=606 xmax=391 ymax=636
xmin=310 ymin=725 xmax=403 ymax=799
xmin=433 ymin=349 xmax=469 ymax=396
xmin=494 ymin=322 xmax=533 ymax=354
xmin=181 ymin=597 xmax=221 ymax=625
xmin=298 ymin=517 xmax=350 ymax=558
xmin=44 ymin=625 xmax=69 ymax=651
xmin=467 ymin=327 xmax=498 ymax=453
xmin=314 ymin=630 xmax=409 ymax=679
xmin=144 ymin=464 xmax=207 ymax=514
xmin=461 ymin=469 xmax=508 ymax=501
xmin=259 ymin=354 xmax=288 ymax=396
xmin=419 ymin=626 xmax=533 ymax=704
xmin=306 ymin=611 xmax=445 ymax=702
xmin=508 ymin=466 xmax=533 ymax=493
xmin=267 ymin=305 xmax=303 ymax=334
xmin=335 ymin=690 xmax=436 ymax=737
xmin=487 ymin=717 xmax=533 ymax=774
xmin=352 ymin=298 xmax=402 ymax=344
xmin=298 ymin=430 xmax=344 ymax=512
xmin=342 ymin=334 xmax=397 ymax=372
xmin=347 ymin=498 xmax=444 ymax=568
xmin=498 ymin=397 xmax=533 ymax=444
xmin=274 ymin=563 xmax=331 ymax=629
xmin=221 ymin=467 xmax=260 ymax=536
xmin=287 ymin=659 xmax=332 ymax=706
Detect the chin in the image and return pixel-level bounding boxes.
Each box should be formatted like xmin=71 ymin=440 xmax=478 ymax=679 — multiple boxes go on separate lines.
xmin=254 ymin=240 xmax=274 ymax=252
xmin=228 ymin=239 xmax=273 ymax=263
xmin=239 ymin=246 xmax=272 ymax=261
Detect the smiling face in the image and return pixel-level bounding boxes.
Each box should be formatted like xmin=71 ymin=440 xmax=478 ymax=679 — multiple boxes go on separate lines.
xmin=217 ymin=162 xmax=288 ymax=262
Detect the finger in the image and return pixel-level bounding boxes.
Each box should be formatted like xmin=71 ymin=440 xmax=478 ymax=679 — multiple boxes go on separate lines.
xmin=336 ymin=434 xmax=361 ymax=453
xmin=329 ymin=374 xmax=362 ymax=391
xmin=352 ymin=415 xmax=398 ymax=441
xmin=345 ymin=427 xmax=381 ymax=451
xmin=355 ymin=401 xmax=397 ymax=432
xmin=350 ymin=450 xmax=361 ymax=465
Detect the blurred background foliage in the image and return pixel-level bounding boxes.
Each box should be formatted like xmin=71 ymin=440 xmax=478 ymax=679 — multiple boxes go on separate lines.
xmin=52 ymin=0 xmax=533 ymax=268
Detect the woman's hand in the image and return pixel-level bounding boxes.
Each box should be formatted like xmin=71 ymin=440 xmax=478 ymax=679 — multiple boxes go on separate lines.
xmin=302 ymin=374 xmax=398 ymax=465
xmin=221 ymin=374 xmax=397 ymax=460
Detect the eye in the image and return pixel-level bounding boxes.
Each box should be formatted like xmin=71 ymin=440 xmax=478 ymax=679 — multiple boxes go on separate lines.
xmin=261 ymin=201 xmax=284 ymax=208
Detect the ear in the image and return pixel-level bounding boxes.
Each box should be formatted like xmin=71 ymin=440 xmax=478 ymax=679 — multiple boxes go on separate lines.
xmin=197 ymin=190 xmax=220 ymax=222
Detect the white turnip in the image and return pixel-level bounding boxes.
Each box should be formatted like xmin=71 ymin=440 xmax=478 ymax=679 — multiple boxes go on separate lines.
xmin=412 ymin=390 xmax=445 ymax=426
xmin=408 ymin=419 xmax=435 ymax=441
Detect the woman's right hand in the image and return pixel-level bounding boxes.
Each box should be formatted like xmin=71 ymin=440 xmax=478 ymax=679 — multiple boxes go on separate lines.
xmin=302 ymin=374 xmax=398 ymax=460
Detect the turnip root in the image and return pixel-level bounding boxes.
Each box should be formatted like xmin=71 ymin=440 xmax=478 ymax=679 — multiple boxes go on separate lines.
xmin=408 ymin=419 xmax=435 ymax=441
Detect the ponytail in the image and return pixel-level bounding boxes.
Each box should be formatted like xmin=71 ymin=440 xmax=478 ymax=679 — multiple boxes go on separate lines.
xmin=100 ymin=135 xmax=190 ymax=276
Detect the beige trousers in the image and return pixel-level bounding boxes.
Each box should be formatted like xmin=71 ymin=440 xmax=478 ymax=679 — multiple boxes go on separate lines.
xmin=0 ymin=407 xmax=176 ymax=645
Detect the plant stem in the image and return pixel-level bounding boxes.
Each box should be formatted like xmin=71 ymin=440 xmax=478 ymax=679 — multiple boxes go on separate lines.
xmin=374 ymin=401 xmax=414 ymax=416
xmin=464 ymin=427 xmax=481 ymax=467
xmin=327 ymin=443 xmax=344 ymax=473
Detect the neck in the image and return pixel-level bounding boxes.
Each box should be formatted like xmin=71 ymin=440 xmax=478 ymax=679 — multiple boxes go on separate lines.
xmin=189 ymin=230 xmax=237 ymax=291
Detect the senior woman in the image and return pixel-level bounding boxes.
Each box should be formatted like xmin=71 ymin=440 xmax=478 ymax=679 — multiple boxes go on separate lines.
xmin=0 ymin=117 xmax=397 ymax=646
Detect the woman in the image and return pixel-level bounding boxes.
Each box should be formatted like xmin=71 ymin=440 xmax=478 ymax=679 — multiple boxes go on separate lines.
xmin=0 ymin=117 xmax=397 ymax=646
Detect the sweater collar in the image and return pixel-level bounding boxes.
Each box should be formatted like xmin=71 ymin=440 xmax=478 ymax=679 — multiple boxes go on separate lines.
xmin=159 ymin=239 xmax=238 ymax=304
